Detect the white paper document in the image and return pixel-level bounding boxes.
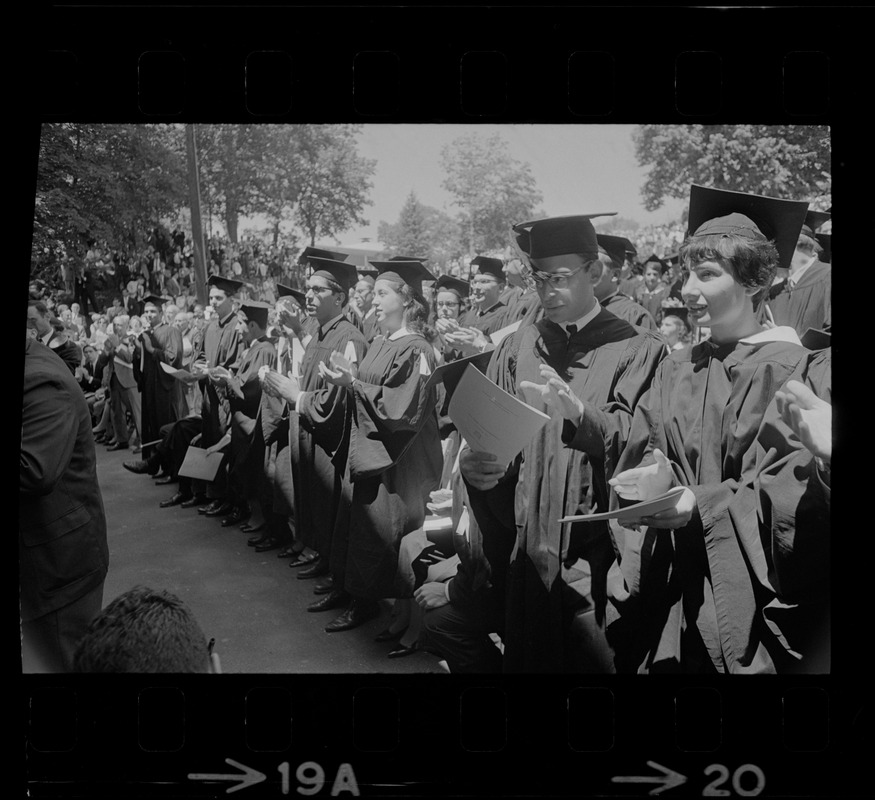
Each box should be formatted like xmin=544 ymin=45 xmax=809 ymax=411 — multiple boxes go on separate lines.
xmin=448 ymin=365 xmax=550 ymax=467
xmin=159 ymin=362 xmax=199 ymax=383
xmin=178 ymin=446 xmax=226 ymax=481
xmin=489 ymin=319 xmax=522 ymax=345
xmin=558 ymin=486 xmax=687 ymax=524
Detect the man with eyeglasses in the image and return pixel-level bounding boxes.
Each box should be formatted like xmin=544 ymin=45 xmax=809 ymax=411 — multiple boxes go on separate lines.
xmin=457 ymin=214 xmax=665 ymax=674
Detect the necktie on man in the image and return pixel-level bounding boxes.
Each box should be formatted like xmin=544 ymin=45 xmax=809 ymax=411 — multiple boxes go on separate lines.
xmin=566 ymin=324 xmax=578 ymax=338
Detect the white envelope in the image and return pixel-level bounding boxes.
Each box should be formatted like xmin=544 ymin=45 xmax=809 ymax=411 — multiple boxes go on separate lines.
xmin=559 ymin=486 xmax=687 ymax=524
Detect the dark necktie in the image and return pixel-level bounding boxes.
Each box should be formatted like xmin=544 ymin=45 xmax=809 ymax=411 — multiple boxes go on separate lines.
xmin=566 ymin=324 xmax=578 ymax=338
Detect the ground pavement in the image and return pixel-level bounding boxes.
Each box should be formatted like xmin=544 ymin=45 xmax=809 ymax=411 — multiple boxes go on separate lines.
xmin=96 ymin=445 xmax=445 ymax=674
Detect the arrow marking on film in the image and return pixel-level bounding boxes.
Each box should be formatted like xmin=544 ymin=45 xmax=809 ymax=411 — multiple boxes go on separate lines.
xmin=612 ymin=761 xmax=687 ymax=795
xmin=188 ymin=758 xmax=267 ymax=794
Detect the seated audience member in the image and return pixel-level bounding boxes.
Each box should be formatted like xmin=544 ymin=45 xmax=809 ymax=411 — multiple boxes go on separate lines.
xmin=72 ymin=585 xmax=220 ymax=673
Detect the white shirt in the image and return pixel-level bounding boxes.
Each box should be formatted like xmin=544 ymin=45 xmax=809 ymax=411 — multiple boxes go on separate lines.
xmin=788 ymin=258 xmax=816 ymax=287
xmin=556 ymin=300 xmax=602 ymax=336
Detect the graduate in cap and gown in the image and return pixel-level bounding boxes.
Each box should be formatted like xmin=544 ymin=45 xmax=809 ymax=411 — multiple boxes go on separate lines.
xmin=761 ymin=208 xmax=831 ymax=337
xmin=311 ymin=259 xmax=444 ymax=632
xmin=594 ymin=235 xmax=658 ymax=331
xmin=460 ymin=213 xmax=666 ymax=673
xmin=138 ymin=294 xmax=185 ymax=461
xmin=634 ymin=255 xmax=671 ymax=324
xmin=607 ymin=185 xmax=830 ymax=674
xmin=263 ymin=256 xmax=369 ymax=592
xmin=457 ymin=255 xmax=526 ymax=342
xmin=209 ymin=301 xmax=277 ymax=528
xmin=192 ymin=275 xmax=245 ymax=516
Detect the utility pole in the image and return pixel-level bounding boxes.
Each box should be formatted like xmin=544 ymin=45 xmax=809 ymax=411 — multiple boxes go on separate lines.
xmin=185 ymin=124 xmax=207 ymax=304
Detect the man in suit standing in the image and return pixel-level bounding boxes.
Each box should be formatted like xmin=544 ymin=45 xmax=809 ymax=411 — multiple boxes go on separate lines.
xmin=27 ymin=300 xmax=82 ymax=374
xmin=105 ymin=316 xmax=143 ymax=452
xmin=21 ymin=337 xmax=110 ymax=672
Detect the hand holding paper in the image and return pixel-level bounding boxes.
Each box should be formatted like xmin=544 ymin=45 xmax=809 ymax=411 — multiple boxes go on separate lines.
xmin=609 ymin=448 xmax=676 ymax=502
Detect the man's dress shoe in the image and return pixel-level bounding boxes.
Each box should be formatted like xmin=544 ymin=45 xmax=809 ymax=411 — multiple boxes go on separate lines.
xmin=307 ymin=589 xmax=350 ymax=613
xmin=220 ymin=507 xmax=250 ymax=527
xmin=107 ymin=442 xmax=129 ymax=452
xmin=123 ymin=460 xmax=154 ymax=475
xmin=180 ymin=494 xmax=208 ymax=509
xmin=297 ymin=558 xmax=328 ymax=580
xmin=254 ymin=538 xmax=281 ymax=552
xmin=387 ymin=642 xmax=419 ymax=659
xmin=154 ymin=475 xmax=176 ymax=486
xmin=324 ymin=599 xmax=380 ymax=633
xmin=204 ymin=501 xmax=234 ymax=518
xmin=313 ymin=576 xmax=335 ymax=595
xmin=160 ymin=492 xmax=191 ymax=508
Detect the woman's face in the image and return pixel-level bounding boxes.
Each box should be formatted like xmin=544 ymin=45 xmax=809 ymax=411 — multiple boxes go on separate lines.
xmin=372 ymin=280 xmax=406 ymax=333
xmin=659 ymin=315 xmax=684 ymax=346
xmin=435 ymin=290 xmax=461 ymax=320
xmin=682 ymin=259 xmax=752 ymax=334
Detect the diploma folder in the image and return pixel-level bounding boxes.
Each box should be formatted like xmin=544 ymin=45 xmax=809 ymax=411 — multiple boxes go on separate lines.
xmin=424 ymin=351 xmax=493 ymax=399
xmin=447 ymin=364 xmax=550 ymax=467
xmin=178 ymin=446 xmax=226 ymax=481
xmin=558 ymin=486 xmax=687 ymax=524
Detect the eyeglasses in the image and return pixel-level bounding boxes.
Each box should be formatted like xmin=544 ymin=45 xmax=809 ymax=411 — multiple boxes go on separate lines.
xmin=436 ymin=301 xmax=460 ymax=309
xmin=470 ymin=278 xmax=499 ymax=288
xmin=530 ymin=266 xmax=585 ymax=289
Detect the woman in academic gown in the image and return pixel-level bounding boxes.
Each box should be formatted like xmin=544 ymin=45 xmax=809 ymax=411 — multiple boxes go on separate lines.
xmin=606 ymin=185 xmax=830 ymax=675
xmin=312 ymin=260 xmax=444 ymax=633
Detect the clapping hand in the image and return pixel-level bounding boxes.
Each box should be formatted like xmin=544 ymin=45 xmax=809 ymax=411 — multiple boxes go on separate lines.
xmin=262 ymin=369 xmax=300 ymax=404
xmin=774 ymin=380 xmax=832 ymax=463
xmin=317 ymin=351 xmax=355 ymax=388
xmin=519 ymin=364 xmax=585 ymax=425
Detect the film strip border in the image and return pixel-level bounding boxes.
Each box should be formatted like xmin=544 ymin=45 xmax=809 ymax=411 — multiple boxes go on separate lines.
xmin=24 ymin=676 xmax=866 ymax=797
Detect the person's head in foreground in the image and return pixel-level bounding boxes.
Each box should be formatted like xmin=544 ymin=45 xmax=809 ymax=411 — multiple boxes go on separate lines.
xmin=72 ymin=585 xmax=219 ymax=673
xmin=679 ymin=184 xmax=809 ymax=344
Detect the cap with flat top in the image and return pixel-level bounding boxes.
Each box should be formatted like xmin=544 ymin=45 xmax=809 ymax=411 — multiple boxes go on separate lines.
xmin=595 ymin=234 xmax=632 ymax=270
xmin=307 ymin=256 xmax=359 ymax=293
xmin=815 ymin=232 xmax=831 ymax=263
xmin=434 ymin=275 xmax=470 ymax=298
xmin=142 ymin=294 xmax=171 ymax=308
xmin=276 ymin=283 xmax=307 ymax=309
xmin=207 ymin=275 xmax=244 ymax=295
xmin=802 ymin=209 xmax=831 ymax=239
xmin=686 ymin=184 xmax=809 ymax=272
xmin=238 ymin=301 xmax=272 ymax=328
xmin=469 ymin=256 xmax=505 ymax=281
xmin=512 ymin=213 xmax=617 ymax=261
xmin=370 ymin=259 xmax=436 ymax=295
xmin=389 ymin=254 xmax=428 ymax=263
xmin=298 ymin=246 xmax=350 ymax=264
xmin=357 ymin=267 xmax=379 ymax=278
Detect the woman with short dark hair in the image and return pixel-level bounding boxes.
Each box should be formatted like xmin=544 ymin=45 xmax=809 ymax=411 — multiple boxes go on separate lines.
xmin=607 ymin=186 xmax=830 ymax=675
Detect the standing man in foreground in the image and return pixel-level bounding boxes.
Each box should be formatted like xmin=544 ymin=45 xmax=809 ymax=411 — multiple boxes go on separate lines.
xmin=21 ymin=337 xmax=109 ymax=672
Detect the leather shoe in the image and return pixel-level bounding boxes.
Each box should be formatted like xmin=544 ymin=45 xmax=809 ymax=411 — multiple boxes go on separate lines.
xmin=106 ymin=441 xmax=128 ymax=451
xmin=94 ymin=433 xmax=106 ymax=444
xmin=154 ymin=475 xmax=176 ymax=486
xmin=276 ymin=545 xmax=301 ymax=559
xmin=204 ymin=501 xmax=234 ymax=518
xmin=240 ymin=521 xmax=265 ymax=533
xmin=297 ymin=558 xmax=328 ymax=580
xmin=180 ymin=494 xmax=208 ymax=509
xmin=247 ymin=533 xmax=270 ymax=547
xmin=307 ymin=589 xmax=350 ymax=613
xmin=123 ymin=460 xmax=155 ymax=475
xmin=160 ymin=492 xmax=192 ymax=508
xmin=132 ymin=445 xmax=142 ymax=454
xmin=103 ymin=440 xmax=118 ymax=448
xmin=374 ymin=626 xmax=406 ymax=643
xmin=313 ymin=576 xmax=335 ymax=595
xmin=387 ymin=643 xmax=419 ymax=659
xmin=254 ymin=538 xmax=281 ymax=553
xmin=324 ymin=599 xmax=380 ymax=633
xmin=220 ymin=507 xmax=250 ymax=527
xmin=288 ymin=551 xmax=319 ymax=568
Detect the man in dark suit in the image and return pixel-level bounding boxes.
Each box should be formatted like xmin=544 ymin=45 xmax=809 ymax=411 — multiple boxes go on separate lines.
xmin=20 ymin=337 xmax=110 ymax=672
xmin=27 ymin=300 xmax=82 ymax=374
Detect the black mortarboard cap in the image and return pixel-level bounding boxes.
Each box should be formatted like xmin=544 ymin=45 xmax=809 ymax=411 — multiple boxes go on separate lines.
xmin=358 ymin=266 xmax=379 ymax=277
xmin=276 ymin=283 xmax=307 ymax=309
xmin=512 ymin=213 xmax=617 ymax=261
xmin=666 ymin=250 xmax=681 ymax=267
xmin=298 ymin=246 xmax=349 ymax=265
xmin=595 ymin=234 xmax=629 ymax=269
xmin=424 ymin=351 xmax=493 ymax=400
xmin=800 ymin=327 xmax=831 ymax=350
xmin=239 ymin=301 xmax=271 ymax=328
xmin=801 ymin=209 xmax=831 ymax=241
xmin=207 ymin=275 xmax=244 ymax=295
xmin=389 ymin=254 xmax=428 ymax=263
xmin=686 ymin=184 xmax=809 ymax=272
xmin=370 ymin=259 xmax=436 ymax=295
xmin=644 ymin=254 xmax=667 ymax=270
xmin=142 ymin=294 xmax=171 ymax=307
xmin=815 ymin=232 xmax=831 ymax=263
xmin=307 ymin=256 xmax=359 ymax=293
xmin=470 ymin=256 xmax=505 ymax=280
xmin=434 ymin=275 xmax=470 ymax=298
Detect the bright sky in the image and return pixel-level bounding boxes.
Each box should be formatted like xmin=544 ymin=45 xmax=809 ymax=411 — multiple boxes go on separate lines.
xmin=338 ymin=124 xmax=686 ymax=244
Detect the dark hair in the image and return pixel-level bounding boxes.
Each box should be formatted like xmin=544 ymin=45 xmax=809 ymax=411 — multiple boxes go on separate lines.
xmin=27 ymin=299 xmax=48 ymax=316
xmin=72 ymin=585 xmax=210 ymax=673
xmin=384 ymin=280 xmax=434 ymax=339
xmin=795 ymin=232 xmax=823 ymax=258
xmin=680 ymin=232 xmax=779 ymax=307
xmin=596 ymin=251 xmax=620 ymax=279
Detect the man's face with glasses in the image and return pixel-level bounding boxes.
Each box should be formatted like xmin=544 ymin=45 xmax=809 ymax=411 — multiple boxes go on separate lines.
xmin=530 ymin=254 xmax=597 ymax=324
xmin=435 ymin=290 xmax=462 ymax=320
xmin=469 ymin=272 xmax=502 ymax=311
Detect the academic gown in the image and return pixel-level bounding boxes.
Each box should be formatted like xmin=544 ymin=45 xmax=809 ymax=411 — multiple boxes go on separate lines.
xmin=466 ymin=309 xmax=666 ymax=672
xmin=600 ymin=291 xmax=658 ymax=331
xmin=194 ymin=311 xmax=243 ymax=447
xmin=606 ymin=329 xmax=830 ymax=674
xmin=295 ymin=317 xmax=368 ymax=562
xmin=459 ymin=297 xmax=518 ymax=338
xmin=764 ymin=260 xmax=831 ymax=336
xmin=335 ymin=332 xmax=443 ymax=599
xmin=139 ymin=322 xmax=184 ymax=450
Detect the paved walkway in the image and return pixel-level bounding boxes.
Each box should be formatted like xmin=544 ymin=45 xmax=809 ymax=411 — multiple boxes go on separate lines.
xmin=96 ymin=445 xmax=444 ymax=673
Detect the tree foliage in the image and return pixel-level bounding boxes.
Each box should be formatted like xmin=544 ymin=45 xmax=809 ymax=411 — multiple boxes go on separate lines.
xmin=633 ymin=125 xmax=831 ymax=213
xmin=33 ymin=123 xmax=187 ymax=275
xmin=377 ymin=191 xmax=463 ymax=269
xmin=440 ymin=132 xmax=543 ymax=254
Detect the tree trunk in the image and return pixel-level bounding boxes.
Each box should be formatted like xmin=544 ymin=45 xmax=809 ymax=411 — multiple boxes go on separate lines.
xmin=225 ymin=202 xmax=238 ymax=244
xmin=272 ymin=221 xmax=280 ymax=247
